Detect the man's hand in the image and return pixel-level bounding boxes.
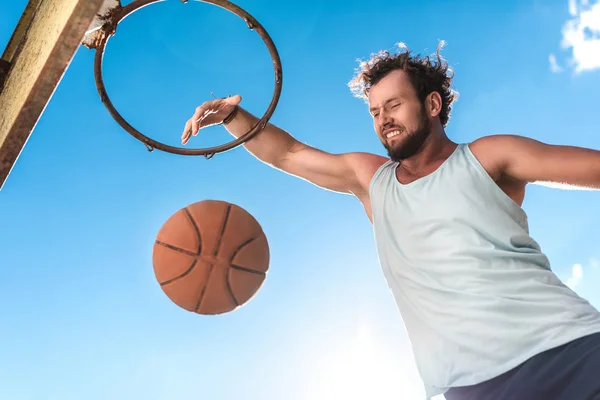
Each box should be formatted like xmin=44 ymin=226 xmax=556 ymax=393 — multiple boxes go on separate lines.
xmin=181 ymin=94 xmax=242 ymax=145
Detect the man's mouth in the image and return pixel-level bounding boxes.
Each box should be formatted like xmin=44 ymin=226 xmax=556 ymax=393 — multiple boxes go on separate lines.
xmin=385 ymin=129 xmax=402 ymax=139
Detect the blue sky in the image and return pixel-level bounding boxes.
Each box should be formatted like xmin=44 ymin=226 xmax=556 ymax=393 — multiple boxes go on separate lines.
xmin=1 ymin=0 xmax=599 ymax=399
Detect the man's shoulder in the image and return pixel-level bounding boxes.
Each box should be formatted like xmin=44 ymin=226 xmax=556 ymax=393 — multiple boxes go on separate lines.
xmin=468 ymin=134 xmax=527 ymax=181
xmin=345 ymin=151 xmax=389 ymax=165
xmin=346 ymin=152 xmax=389 ymax=174
xmin=343 ymin=152 xmax=389 ymax=194
xmin=469 ymin=134 xmax=526 ymax=153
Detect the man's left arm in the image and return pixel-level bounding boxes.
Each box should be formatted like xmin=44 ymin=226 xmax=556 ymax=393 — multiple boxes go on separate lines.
xmin=475 ymin=135 xmax=600 ymax=190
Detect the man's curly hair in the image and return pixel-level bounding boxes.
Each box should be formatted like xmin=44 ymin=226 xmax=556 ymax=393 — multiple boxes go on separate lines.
xmin=349 ymin=41 xmax=458 ymax=127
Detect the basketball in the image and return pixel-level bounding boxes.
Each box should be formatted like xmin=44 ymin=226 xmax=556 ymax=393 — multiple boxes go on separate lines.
xmin=152 ymin=200 xmax=269 ymax=315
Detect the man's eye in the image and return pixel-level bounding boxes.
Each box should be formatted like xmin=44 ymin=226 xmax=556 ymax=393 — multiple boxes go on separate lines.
xmin=391 ymin=103 xmax=401 ymax=108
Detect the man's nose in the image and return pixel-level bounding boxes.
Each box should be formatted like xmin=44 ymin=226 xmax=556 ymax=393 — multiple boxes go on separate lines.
xmin=381 ymin=114 xmax=394 ymax=128
xmin=380 ymin=108 xmax=394 ymax=122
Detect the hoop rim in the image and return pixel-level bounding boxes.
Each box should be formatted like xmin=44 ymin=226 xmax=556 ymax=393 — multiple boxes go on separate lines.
xmin=92 ymin=0 xmax=283 ymax=157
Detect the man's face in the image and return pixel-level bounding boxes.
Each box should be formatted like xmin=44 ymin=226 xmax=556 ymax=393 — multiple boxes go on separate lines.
xmin=368 ymin=70 xmax=431 ymax=162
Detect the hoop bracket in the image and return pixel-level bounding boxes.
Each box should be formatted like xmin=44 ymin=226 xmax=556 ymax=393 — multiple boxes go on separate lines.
xmin=84 ymin=0 xmax=282 ymax=157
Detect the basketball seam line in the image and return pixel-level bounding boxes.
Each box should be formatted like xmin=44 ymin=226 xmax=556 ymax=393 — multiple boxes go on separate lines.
xmin=226 ymin=269 xmax=240 ymax=307
xmin=230 ymin=264 xmax=266 ymax=276
xmin=213 ymin=204 xmax=231 ymax=257
xmin=155 ymin=240 xmax=198 ymax=257
xmin=160 ymin=258 xmax=198 ymax=286
xmin=194 ymin=204 xmax=232 ymax=313
xmin=229 ymin=236 xmax=268 ymax=275
xmin=183 ymin=207 xmax=202 ymax=255
xmin=229 ymin=236 xmax=257 ymax=263
xmin=194 ymin=263 xmax=213 ymax=312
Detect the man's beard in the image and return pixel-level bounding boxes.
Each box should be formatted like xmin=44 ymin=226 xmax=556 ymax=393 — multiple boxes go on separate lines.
xmin=383 ymin=112 xmax=431 ymax=162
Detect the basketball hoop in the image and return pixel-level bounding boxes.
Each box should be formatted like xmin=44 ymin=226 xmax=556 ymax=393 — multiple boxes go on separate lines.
xmin=84 ymin=0 xmax=282 ymax=158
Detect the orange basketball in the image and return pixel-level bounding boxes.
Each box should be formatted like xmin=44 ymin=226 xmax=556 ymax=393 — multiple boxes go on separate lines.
xmin=152 ymin=200 xmax=269 ymax=315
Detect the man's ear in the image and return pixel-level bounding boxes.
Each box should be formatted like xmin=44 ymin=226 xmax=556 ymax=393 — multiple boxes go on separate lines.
xmin=426 ymin=91 xmax=442 ymax=118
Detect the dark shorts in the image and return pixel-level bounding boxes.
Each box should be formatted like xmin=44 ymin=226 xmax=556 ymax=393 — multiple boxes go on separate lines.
xmin=444 ymin=332 xmax=600 ymax=400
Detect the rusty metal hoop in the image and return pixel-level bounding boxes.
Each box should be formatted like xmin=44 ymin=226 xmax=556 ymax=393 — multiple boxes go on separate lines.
xmin=92 ymin=0 xmax=282 ymax=157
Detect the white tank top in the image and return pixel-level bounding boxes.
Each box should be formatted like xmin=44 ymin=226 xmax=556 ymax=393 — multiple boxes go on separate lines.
xmin=368 ymin=143 xmax=600 ymax=399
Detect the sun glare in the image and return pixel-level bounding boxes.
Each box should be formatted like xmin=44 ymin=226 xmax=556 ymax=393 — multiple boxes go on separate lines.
xmin=305 ymin=322 xmax=425 ymax=400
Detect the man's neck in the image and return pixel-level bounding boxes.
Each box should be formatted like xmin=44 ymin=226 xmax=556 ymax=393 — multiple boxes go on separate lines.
xmin=398 ymin=130 xmax=457 ymax=175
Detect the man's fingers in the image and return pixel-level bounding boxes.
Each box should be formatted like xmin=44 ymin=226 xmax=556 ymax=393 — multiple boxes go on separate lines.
xmin=181 ymin=119 xmax=192 ymax=145
xmin=196 ymin=108 xmax=220 ymax=132
xmin=191 ymin=107 xmax=205 ymax=136
xmin=194 ymin=110 xmax=211 ymax=136
xmin=183 ymin=97 xmax=238 ymax=145
xmin=225 ymin=94 xmax=242 ymax=106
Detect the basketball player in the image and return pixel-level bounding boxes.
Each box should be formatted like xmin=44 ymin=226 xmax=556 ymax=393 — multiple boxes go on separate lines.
xmin=181 ymin=43 xmax=600 ymax=400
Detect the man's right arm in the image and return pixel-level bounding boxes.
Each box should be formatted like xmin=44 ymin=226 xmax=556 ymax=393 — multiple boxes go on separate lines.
xmin=224 ymin=106 xmax=386 ymax=196
xmin=182 ymin=96 xmax=387 ymax=197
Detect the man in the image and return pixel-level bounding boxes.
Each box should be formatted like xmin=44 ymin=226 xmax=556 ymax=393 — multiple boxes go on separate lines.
xmin=181 ymin=44 xmax=600 ymax=400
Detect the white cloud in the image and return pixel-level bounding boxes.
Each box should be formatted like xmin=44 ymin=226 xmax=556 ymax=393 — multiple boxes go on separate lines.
xmin=555 ymin=0 xmax=600 ymax=73
xmin=590 ymin=257 xmax=600 ymax=269
xmin=566 ymin=263 xmax=584 ymax=289
xmin=549 ymin=54 xmax=564 ymax=72
xmin=569 ymin=0 xmax=579 ymax=16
